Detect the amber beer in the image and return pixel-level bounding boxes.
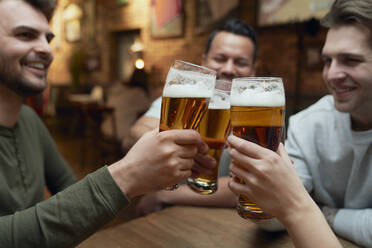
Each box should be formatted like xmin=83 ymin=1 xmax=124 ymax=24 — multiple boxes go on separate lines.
xmin=187 ymin=106 xmax=231 ymax=194
xmin=160 ymin=60 xmax=216 ymax=190
xmin=159 ymin=95 xmax=209 ymax=132
xmin=230 ymin=77 xmax=285 ymax=219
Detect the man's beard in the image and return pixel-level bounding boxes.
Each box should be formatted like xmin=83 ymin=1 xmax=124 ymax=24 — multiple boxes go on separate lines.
xmin=0 ymin=61 xmax=47 ymax=97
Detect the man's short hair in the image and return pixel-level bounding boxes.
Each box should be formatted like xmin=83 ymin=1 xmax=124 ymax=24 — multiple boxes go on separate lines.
xmin=321 ymin=0 xmax=372 ymax=29
xmin=21 ymin=0 xmax=57 ymax=21
xmin=205 ymin=18 xmax=258 ymax=63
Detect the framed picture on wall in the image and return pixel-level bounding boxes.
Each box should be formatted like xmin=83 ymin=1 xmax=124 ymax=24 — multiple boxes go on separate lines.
xmin=257 ymin=0 xmax=333 ymax=27
xmin=151 ymin=0 xmax=183 ymax=38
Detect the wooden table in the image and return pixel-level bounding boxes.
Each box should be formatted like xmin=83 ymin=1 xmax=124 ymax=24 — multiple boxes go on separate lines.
xmin=78 ymin=206 xmax=359 ymax=248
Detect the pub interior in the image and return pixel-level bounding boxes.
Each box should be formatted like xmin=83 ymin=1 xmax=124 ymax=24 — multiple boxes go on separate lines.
xmin=44 ymin=0 xmax=328 ymax=172
xmin=17 ymin=0 xmax=363 ymax=247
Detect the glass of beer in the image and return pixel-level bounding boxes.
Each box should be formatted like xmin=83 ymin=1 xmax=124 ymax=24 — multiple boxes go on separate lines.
xmin=160 ymin=60 xmax=216 ymax=190
xmin=230 ymin=77 xmax=285 ymax=219
xmin=187 ymin=80 xmax=231 ymax=194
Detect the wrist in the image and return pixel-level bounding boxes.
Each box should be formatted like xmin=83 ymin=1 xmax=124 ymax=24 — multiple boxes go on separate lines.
xmin=278 ymin=195 xmax=318 ymax=228
xmin=321 ymin=206 xmax=339 ymax=228
xmin=108 ymin=160 xmax=140 ymax=199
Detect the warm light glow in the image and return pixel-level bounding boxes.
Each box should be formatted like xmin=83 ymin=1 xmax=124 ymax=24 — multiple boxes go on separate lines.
xmin=135 ymin=59 xmax=145 ymax=69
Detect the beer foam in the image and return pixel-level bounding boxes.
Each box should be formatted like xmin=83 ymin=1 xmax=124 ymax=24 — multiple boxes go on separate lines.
xmin=230 ymin=89 xmax=285 ymax=107
xmin=164 ymin=67 xmax=215 ymax=97
xmin=163 ymin=84 xmax=213 ymax=98
xmin=209 ymin=91 xmax=230 ymax=109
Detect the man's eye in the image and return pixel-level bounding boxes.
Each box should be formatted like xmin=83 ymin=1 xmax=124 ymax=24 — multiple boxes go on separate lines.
xmin=322 ymin=57 xmax=331 ymax=64
xmin=17 ymin=32 xmax=35 ymax=40
xmin=213 ymin=57 xmax=226 ymax=63
xmin=346 ymin=58 xmax=361 ymax=63
xmin=235 ymin=61 xmax=250 ymax=67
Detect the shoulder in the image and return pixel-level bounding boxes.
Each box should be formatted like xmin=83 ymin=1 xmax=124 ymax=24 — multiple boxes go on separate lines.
xmin=289 ymin=95 xmax=336 ymax=125
xmin=144 ymin=96 xmax=162 ymax=118
xmin=287 ymin=95 xmax=350 ymax=144
xmin=150 ymin=97 xmax=162 ymax=108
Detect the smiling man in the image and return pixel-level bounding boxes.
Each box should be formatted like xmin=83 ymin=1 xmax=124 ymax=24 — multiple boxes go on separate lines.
xmin=128 ymin=19 xmax=258 ymax=216
xmin=287 ymin=3 xmax=372 ymax=245
xmin=227 ymin=0 xmax=372 ymax=247
xmin=0 ymin=1 xmax=214 ymax=247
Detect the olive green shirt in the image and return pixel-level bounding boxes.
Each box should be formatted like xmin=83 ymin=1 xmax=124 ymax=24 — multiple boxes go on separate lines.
xmin=0 ymin=105 xmax=129 ymax=247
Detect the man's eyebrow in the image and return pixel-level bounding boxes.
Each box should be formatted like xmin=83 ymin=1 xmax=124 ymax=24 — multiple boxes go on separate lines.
xmin=12 ymin=25 xmax=38 ymax=33
xmin=322 ymin=51 xmax=364 ymax=58
xmin=13 ymin=25 xmax=55 ymax=41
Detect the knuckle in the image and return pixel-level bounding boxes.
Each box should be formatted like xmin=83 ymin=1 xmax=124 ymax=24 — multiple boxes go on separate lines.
xmin=160 ymin=146 xmax=176 ymax=158
xmin=167 ymin=159 xmax=179 ymax=170
xmin=157 ymin=132 xmax=170 ymax=143
xmin=267 ymin=154 xmax=280 ymax=165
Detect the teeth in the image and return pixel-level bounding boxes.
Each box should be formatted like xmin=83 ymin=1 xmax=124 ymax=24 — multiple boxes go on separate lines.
xmin=334 ymin=88 xmax=352 ymax=93
xmin=27 ymin=63 xmax=45 ymax=70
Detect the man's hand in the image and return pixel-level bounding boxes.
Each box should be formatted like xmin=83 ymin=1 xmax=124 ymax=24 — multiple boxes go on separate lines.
xmin=226 ymin=135 xmax=311 ymax=221
xmin=109 ymin=129 xmax=215 ymax=199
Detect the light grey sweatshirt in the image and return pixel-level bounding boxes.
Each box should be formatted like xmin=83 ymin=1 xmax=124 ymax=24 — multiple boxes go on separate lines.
xmin=286 ymin=95 xmax=372 ymax=247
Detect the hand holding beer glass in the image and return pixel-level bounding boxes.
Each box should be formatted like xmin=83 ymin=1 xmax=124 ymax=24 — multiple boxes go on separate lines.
xmin=160 ymin=60 xmax=216 ymax=190
xmin=187 ymin=80 xmax=231 ymax=194
xmin=230 ymin=77 xmax=285 ymax=219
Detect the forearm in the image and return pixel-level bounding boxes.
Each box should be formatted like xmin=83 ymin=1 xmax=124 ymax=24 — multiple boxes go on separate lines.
xmin=330 ymin=208 xmax=372 ymax=247
xmin=0 ymin=167 xmax=129 ymax=248
xmin=124 ymin=117 xmax=159 ymax=151
xmin=281 ymin=198 xmax=341 ymax=248
xmin=131 ymin=117 xmax=159 ymax=140
xmin=159 ymin=177 xmax=237 ymax=207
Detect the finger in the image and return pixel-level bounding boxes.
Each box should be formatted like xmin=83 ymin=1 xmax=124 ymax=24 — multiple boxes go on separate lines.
xmin=190 ymin=170 xmax=200 ymax=178
xmin=178 ymin=144 xmax=198 ymax=159
xmin=194 ymin=153 xmax=217 ymax=170
xmin=227 ymin=177 xmax=239 ymax=196
xmin=229 ymin=163 xmax=250 ymax=184
xmin=196 ymin=140 xmax=209 ymax=154
xmin=226 ymin=145 xmax=259 ymax=173
xmin=228 ymin=176 xmax=252 ymax=197
xmin=165 ymin=129 xmax=203 ymax=145
xmin=190 ymin=162 xmax=214 ymax=177
xmin=178 ymin=157 xmax=195 ymax=171
xmin=227 ymin=135 xmax=273 ymax=159
xmin=277 ymin=143 xmax=293 ymax=165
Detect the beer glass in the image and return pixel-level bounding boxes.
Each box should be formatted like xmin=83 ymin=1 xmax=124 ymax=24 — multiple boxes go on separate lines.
xmin=160 ymin=60 xmax=216 ymax=190
xmin=230 ymin=77 xmax=285 ymax=219
xmin=187 ymin=80 xmax=231 ymax=194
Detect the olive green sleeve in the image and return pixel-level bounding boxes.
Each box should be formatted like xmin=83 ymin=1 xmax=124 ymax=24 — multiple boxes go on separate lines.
xmin=0 ymin=166 xmax=130 ymax=248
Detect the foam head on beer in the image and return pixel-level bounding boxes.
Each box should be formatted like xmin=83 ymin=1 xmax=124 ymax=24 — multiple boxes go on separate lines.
xmin=230 ymin=77 xmax=285 ymax=107
xmin=209 ymin=90 xmax=230 ymax=110
xmin=163 ymin=67 xmax=216 ymax=98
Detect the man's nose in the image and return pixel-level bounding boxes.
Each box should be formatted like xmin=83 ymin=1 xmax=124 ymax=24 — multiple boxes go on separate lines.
xmin=325 ymin=60 xmax=346 ymax=81
xmin=220 ymin=60 xmax=235 ymax=75
xmin=34 ymin=37 xmax=54 ymax=62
